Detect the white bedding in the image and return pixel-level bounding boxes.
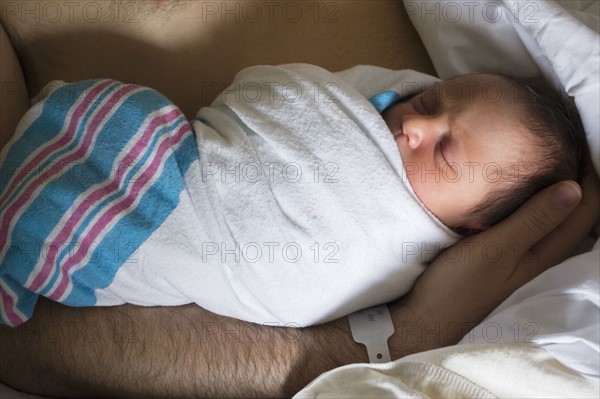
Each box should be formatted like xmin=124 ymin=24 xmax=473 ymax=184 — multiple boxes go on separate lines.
xmin=460 ymin=239 xmax=600 ymax=379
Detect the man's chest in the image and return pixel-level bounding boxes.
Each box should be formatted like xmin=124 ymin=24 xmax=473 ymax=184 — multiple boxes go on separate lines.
xmin=1 ymin=0 xmax=434 ymax=118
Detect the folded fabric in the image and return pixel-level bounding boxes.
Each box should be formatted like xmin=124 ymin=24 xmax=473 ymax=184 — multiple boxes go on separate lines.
xmin=1 ymin=64 xmax=459 ymax=327
xmin=294 ymin=343 xmax=600 ymax=398
xmin=460 ymin=238 xmax=600 ymax=379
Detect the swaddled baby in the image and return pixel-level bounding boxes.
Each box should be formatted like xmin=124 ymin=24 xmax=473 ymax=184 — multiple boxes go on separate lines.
xmin=0 ymin=64 xmax=585 ymax=327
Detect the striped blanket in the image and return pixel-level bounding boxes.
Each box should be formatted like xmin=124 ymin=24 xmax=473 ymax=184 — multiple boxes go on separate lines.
xmin=0 ymin=80 xmax=198 ymax=326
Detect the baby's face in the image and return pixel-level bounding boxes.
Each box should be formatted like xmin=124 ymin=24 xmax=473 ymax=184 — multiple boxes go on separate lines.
xmin=382 ymin=74 xmax=534 ymax=231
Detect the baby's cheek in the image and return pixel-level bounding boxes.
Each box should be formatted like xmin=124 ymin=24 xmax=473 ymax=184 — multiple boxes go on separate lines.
xmin=406 ymin=172 xmax=437 ymax=212
xmin=442 ymin=163 xmax=460 ymax=182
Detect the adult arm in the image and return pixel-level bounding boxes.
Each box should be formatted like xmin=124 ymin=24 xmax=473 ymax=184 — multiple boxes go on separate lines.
xmin=2 ymin=174 xmax=597 ymax=398
xmin=0 ymin=19 xmax=29 ymax=151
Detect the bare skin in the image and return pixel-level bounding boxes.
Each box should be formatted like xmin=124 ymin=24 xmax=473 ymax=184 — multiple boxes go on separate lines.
xmin=0 ymin=0 xmax=435 ymax=118
xmin=1 ymin=1 xmax=599 ymax=397
xmin=0 ymin=17 xmax=28 ymax=151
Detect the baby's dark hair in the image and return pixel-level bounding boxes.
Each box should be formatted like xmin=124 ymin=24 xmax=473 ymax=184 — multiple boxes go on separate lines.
xmin=458 ymin=75 xmax=588 ymax=235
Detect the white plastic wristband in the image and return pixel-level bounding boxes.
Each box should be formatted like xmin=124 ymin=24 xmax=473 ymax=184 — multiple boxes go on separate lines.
xmin=348 ymin=304 xmax=395 ymax=363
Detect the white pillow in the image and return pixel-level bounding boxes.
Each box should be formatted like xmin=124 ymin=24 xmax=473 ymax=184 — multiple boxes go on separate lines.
xmin=403 ymin=1 xmax=541 ymax=78
xmin=405 ymin=0 xmax=600 ymax=174
xmin=503 ymin=0 xmax=600 ymax=174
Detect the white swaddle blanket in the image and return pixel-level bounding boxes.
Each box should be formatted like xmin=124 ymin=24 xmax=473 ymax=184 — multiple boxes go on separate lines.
xmin=103 ymin=64 xmax=458 ymax=326
xmin=2 ymin=64 xmax=459 ymax=327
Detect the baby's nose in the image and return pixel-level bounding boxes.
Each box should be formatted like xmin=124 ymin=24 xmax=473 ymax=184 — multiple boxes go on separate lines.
xmin=405 ymin=129 xmax=423 ymax=149
xmin=402 ymin=116 xmax=447 ymax=149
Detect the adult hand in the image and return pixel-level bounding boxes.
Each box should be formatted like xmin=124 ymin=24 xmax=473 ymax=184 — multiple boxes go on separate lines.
xmin=389 ymin=169 xmax=600 ymax=357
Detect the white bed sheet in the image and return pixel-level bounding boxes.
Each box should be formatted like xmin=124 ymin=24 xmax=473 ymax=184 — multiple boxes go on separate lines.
xmin=459 ymin=239 xmax=600 ymax=379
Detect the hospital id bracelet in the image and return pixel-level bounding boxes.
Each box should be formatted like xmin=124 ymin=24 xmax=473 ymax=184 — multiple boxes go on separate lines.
xmin=348 ymin=304 xmax=395 ymax=363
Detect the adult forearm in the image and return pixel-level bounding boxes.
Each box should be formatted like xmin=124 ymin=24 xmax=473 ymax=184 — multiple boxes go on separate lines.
xmin=1 ymin=298 xmax=465 ymax=398
xmin=0 ymin=19 xmax=29 ymax=151
xmin=0 ymin=297 xmax=370 ymax=398
xmin=0 ymin=291 xmax=478 ymax=397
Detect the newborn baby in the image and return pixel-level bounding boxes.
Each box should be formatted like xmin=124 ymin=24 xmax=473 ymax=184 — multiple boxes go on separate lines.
xmin=374 ymin=72 xmax=586 ymax=235
xmin=0 ymin=64 xmax=585 ymax=327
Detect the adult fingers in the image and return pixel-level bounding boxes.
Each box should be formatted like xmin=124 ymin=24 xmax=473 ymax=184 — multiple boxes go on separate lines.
xmin=526 ymin=169 xmax=600 ymax=269
xmin=403 ymin=180 xmax=584 ymax=326
xmin=491 ymin=180 xmax=582 ymax=261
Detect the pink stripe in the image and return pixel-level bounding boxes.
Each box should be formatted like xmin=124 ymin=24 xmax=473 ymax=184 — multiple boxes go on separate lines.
xmin=0 ymin=80 xmax=114 ymax=206
xmin=0 ymin=82 xmax=135 ymax=256
xmin=8 ymin=85 xmax=141 ymax=290
xmin=49 ymin=124 xmax=192 ymax=300
xmin=30 ymin=108 xmax=182 ymax=292
xmin=1 ymin=285 xmax=25 ymax=326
